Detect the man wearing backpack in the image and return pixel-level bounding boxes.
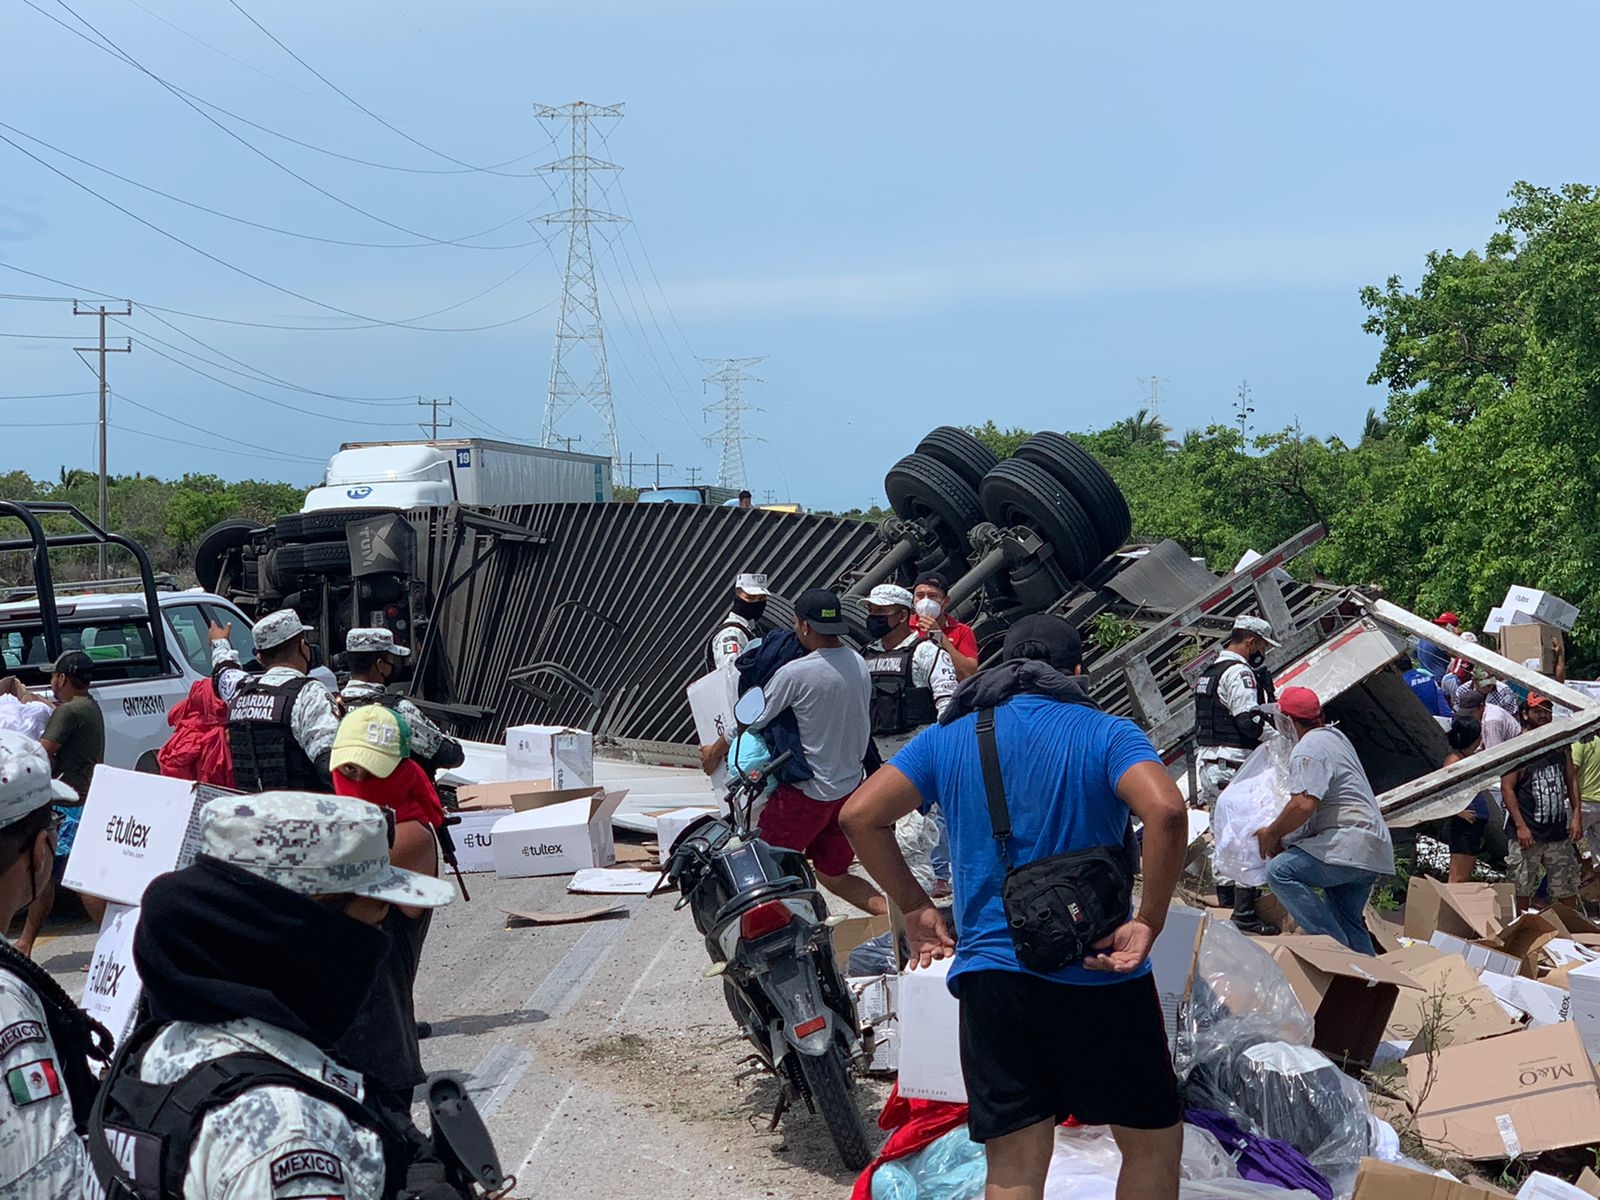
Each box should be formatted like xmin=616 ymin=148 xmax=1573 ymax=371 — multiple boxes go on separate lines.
xmin=0 ymin=730 xmax=112 ymax=1192
xmin=842 ymin=615 xmax=1189 ymax=1200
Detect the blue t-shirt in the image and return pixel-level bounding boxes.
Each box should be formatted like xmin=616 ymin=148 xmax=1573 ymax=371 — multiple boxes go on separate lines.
xmin=1404 ymin=669 xmax=1452 ymax=718
xmin=891 ymin=695 xmax=1161 ymax=993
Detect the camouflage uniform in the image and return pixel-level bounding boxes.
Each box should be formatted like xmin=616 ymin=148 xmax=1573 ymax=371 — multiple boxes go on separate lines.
xmin=0 ymin=967 xmax=95 ymax=1196
xmin=212 ymin=609 xmax=341 ymax=767
xmin=338 ymin=682 xmax=450 ymax=765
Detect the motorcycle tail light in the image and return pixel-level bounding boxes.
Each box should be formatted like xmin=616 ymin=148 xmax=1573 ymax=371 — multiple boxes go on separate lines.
xmin=739 ymin=899 xmax=794 ymax=941
xmin=793 ymin=1016 xmax=826 ymax=1039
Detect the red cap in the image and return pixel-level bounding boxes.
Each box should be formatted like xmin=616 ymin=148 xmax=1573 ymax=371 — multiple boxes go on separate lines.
xmin=1435 ymin=611 xmax=1461 ymax=627
xmin=1527 ymin=693 xmax=1552 ymax=709
xmin=1279 ymin=686 xmax=1323 ymax=721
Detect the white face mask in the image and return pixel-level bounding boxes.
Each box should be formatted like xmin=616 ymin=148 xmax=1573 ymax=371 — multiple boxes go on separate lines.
xmin=915 ymin=598 xmax=942 ymax=620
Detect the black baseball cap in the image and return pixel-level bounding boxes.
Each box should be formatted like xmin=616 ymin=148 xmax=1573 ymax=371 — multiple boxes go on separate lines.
xmin=795 ymin=588 xmax=848 ymax=636
xmin=54 ymin=650 xmax=94 ymax=684
xmin=1002 ymin=615 xmax=1082 ymax=670
xmin=914 ymin=570 xmax=951 ymax=592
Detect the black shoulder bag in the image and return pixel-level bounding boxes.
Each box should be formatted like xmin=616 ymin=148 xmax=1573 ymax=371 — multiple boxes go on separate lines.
xmin=976 ymin=707 xmax=1134 ymax=972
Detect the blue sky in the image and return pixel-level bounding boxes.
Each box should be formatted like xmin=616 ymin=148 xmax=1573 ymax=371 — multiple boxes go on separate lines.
xmin=0 ymin=1 xmax=1592 ymax=508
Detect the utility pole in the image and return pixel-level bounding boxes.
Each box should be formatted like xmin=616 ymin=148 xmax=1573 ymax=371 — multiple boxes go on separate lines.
xmin=686 ymin=466 xmax=702 ymax=488
xmin=534 ymin=101 xmax=627 ymax=471
xmin=762 ymin=488 xmax=776 ymax=504
xmin=701 ymin=356 xmax=765 ymax=491
xmin=417 ymin=395 xmax=453 ymax=440
xmin=74 ymin=303 xmax=132 ymax=579
xmin=551 ymin=435 xmax=580 ymax=453
xmin=1235 ymin=379 xmax=1256 ymax=437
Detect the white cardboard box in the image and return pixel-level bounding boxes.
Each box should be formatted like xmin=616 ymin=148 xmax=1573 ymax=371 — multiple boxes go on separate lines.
xmin=504 ymin=724 xmax=595 ymax=789
xmin=1430 ymin=931 xmax=1522 ymax=979
xmin=448 ymin=808 xmax=508 ymax=874
xmin=1566 ymin=959 xmax=1600 ymax=1060
xmin=654 ymin=807 xmax=716 ymax=858
xmin=1483 ymin=973 xmax=1572 ymax=1028
xmin=1504 ymin=585 xmax=1581 ymax=633
xmin=61 ymin=766 xmax=209 ymax=907
xmin=687 ymin=669 xmax=738 ymax=792
xmin=83 ymin=903 xmax=141 ymax=1050
xmin=1150 ymin=905 xmax=1207 ymax=1058
xmin=491 ymin=788 xmax=627 ymax=878
xmin=898 ymin=957 xmax=964 ymax=1103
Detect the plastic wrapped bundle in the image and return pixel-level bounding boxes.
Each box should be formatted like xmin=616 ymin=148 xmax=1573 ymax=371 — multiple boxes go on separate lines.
xmin=1211 ymin=737 xmax=1293 ymax=886
xmin=1178 ymin=919 xmax=1314 ymax=1074
xmin=870 ymin=1127 xmax=985 ymax=1200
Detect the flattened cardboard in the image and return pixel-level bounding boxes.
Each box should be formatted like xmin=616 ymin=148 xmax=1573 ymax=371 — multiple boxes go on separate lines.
xmin=1366 ymin=905 xmax=1407 ymax=955
xmin=1385 ymin=952 xmax=1522 ymax=1048
xmin=831 ymin=914 xmax=892 ymax=972
xmin=1404 ymin=878 xmax=1515 ymax=941
xmin=1351 ymin=1158 xmax=1510 ymax=1199
xmin=1407 ymin=1022 xmax=1600 ymax=1160
xmin=456 ymin=779 xmax=608 ymax=814
xmin=503 ymin=904 xmax=627 ymax=927
xmin=1263 ymin=935 xmax=1422 ymax=1065
xmin=1574 ymin=1168 xmax=1600 ymax=1199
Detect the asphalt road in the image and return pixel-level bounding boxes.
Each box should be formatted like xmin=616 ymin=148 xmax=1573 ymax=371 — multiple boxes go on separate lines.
xmin=38 ymin=861 xmax=890 ymax=1199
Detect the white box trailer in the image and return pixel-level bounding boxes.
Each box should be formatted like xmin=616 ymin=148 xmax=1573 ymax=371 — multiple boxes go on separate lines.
xmin=303 ymin=439 xmax=612 ymax=512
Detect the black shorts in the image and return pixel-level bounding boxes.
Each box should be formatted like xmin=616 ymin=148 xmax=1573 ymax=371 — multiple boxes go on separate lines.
xmin=1447 ymin=815 xmax=1486 ymax=856
xmin=957 ymin=970 xmax=1182 ymax=1142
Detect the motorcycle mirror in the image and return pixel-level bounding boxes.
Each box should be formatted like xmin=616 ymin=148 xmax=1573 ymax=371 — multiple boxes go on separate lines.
xmin=733 ymin=688 xmax=766 ymax=727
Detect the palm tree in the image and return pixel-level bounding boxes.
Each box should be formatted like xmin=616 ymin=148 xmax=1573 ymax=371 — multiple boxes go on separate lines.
xmin=1360 ymin=407 xmax=1390 ymax=443
xmin=1113 ymin=408 xmax=1172 ymax=449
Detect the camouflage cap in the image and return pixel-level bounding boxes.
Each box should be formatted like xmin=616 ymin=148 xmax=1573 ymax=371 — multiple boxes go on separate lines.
xmin=0 ymin=730 xmax=76 ymax=826
xmin=344 ymin=627 xmax=410 ymax=657
xmin=252 ymin=609 xmax=314 ymax=653
xmin=199 ymin=792 xmax=455 ymax=908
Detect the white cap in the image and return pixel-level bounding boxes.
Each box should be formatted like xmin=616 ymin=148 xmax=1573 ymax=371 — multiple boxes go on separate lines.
xmin=252 ymin=608 xmax=314 ymax=653
xmin=868 ymin=584 xmax=915 ymax=609
xmin=1231 ymin=614 xmax=1281 ymax=649
xmin=734 ymin=573 xmax=770 ymax=597
xmin=0 ymin=731 xmax=76 ymax=826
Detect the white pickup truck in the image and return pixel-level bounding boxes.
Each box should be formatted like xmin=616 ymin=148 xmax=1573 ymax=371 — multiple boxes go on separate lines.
xmin=0 ymin=588 xmax=254 ymax=772
xmin=0 ymin=500 xmax=254 ymax=773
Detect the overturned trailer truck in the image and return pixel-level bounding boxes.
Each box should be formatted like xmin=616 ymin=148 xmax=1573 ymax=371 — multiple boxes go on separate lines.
xmin=202 ymin=425 xmax=1590 ymax=821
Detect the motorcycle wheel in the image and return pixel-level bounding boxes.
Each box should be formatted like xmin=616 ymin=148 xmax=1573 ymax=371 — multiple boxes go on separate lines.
xmin=797 ymin=1043 xmax=873 ymax=1171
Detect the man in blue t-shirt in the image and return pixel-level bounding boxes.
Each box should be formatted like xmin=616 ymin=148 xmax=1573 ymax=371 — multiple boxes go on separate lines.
xmin=841 ymin=615 xmax=1189 ymax=1200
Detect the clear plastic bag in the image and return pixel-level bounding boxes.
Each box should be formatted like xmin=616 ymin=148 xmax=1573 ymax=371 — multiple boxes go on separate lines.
xmin=870 ymin=1127 xmax=986 ymax=1200
xmin=1178 ymin=918 xmax=1314 ymax=1074
xmin=1181 ymin=1126 xmax=1240 ymax=1182
xmin=1211 ymin=736 xmax=1292 ymax=886
xmin=1184 ymin=1040 xmax=1368 ymax=1198
xmin=1182 ymin=1184 xmax=1323 ymax=1199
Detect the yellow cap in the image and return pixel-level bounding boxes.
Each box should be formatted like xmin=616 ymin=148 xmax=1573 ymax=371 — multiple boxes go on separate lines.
xmin=331 ymin=705 xmax=409 ymax=779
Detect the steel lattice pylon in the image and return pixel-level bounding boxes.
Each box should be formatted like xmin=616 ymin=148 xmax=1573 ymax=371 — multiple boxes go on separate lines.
xmin=534 ymin=101 xmax=627 ymax=469
xmin=702 ymin=356 xmax=764 ymax=491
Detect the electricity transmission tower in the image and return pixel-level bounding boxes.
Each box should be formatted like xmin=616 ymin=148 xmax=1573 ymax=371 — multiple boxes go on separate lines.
xmin=534 ymin=101 xmax=627 ymax=470
xmin=702 ymin=357 xmax=764 ymax=490
xmin=1139 ymin=374 xmax=1170 ymax=418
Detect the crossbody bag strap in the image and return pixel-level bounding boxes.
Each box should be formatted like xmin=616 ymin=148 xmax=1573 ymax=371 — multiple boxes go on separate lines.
xmin=975 ymin=708 xmax=1012 ymax=868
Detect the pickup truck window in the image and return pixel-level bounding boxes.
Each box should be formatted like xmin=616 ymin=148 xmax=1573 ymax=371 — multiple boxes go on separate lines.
xmin=0 ymin=617 xmax=161 ymax=681
xmin=166 ymin=603 xmax=254 ymax=675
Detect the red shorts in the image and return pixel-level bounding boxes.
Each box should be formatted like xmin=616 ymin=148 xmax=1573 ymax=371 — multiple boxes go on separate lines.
xmin=758 ymin=783 xmax=856 ymax=877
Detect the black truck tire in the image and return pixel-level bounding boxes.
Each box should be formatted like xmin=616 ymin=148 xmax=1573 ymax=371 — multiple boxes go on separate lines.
xmin=884 ymin=454 xmax=984 ymax=559
xmin=274 ymin=508 xmax=385 ymax=544
xmin=796 ymin=1044 xmax=873 ymax=1172
xmin=194 ymin=519 xmax=260 ymax=595
xmin=979 ymin=457 xmax=1099 ymax=580
xmin=915 ymin=426 xmax=999 ymax=494
xmin=1012 ymin=432 xmax=1132 ymax=558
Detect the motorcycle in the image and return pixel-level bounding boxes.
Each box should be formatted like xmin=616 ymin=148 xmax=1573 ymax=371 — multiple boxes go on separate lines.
xmin=665 ymin=688 xmax=874 ymax=1171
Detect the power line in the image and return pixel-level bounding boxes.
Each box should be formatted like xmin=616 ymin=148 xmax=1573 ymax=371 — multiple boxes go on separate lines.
xmin=451 ymin=400 xmax=521 ymax=441
xmin=535 ymin=101 xmax=627 ymax=470
xmin=113 ymin=391 xmax=324 ymax=465
xmin=0 ymin=391 xmax=95 ymax=400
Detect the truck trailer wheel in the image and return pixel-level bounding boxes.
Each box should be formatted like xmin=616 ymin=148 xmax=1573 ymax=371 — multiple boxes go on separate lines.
xmin=1011 ymin=432 xmax=1132 ymax=559
xmin=194 ymin=519 xmax=260 ymax=595
xmin=884 ymin=454 xmax=984 ymax=559
xmin=979 ymin=457 xmax=1099 ymax=580
xmin=915 ymin=426 xmax=999 ymax=494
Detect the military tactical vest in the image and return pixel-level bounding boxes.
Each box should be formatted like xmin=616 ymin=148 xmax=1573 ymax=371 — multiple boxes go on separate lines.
xmin=227 ymin=675 xmax=326 ymax=793
xmin=1193 ymin=658 xmax=1273 ymax=751
xmin=864 ymin=640 xmax=938 ymax=737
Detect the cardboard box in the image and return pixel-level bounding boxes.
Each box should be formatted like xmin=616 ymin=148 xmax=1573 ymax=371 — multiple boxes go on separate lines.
xmin=1262 ymin=935 xmax=1422 ymax=1065
xmin=687 ymin=668 xmax=738 ymax=791
xmin=504 ymin=724 xmax=594 ymax=789
xmin=653 ymin=807 xmax=717 ymax=858
xmin=1404 ymin=878 xmax=1515 ymax=941
xmin=82 ymin=902 xmax=141 ymax=1050
xmin=1574 ymin=1169 xmax=1600 ymax=1198
xmin=1565 ymin=957 xmax=1600 ymax=1059
xmin=897 ymin=956 xmax=963 ymax=1103
xmin=61 ymin=767 xmax=209 ymax=907
xmin=1352 ymin=1158 xmax=1510 ymax=1199
xmin=1386 ymin=950 xmax=1523 ymax=1048
xmin=448 ymin=808 xmax=506 ymax=874
xmin=1430 ymin=932 xmax=1523 ymax=979
xmin=1481 ymin=974 xmax=1571 ymax=1029
xmin=1408 ymin=1022 xmax=1600 ymax=1160
xmin=1500 ymin=622 xmax=1563 ymax=675
xmin=849 ymin=975 xmax=898 ymax=1073
xmin=1366 ymin=904 xmax=1407 ymax=955
xmin=831 ymin=913 xmax=892 ymax=972
xmin=1149 ymin=905 xmax=1206 ymax=1056
xmin=490 ymin=788 xmax=627 ymax=878
xmin=1518 ymin=1174 xmax=1596 ymax=1200
xmin=1504 ymin=585 xmax=1580 ymax=634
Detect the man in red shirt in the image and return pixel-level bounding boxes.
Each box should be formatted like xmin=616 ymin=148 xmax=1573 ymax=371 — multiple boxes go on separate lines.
xmin=913 ymin=571 xmax=978 ymax=680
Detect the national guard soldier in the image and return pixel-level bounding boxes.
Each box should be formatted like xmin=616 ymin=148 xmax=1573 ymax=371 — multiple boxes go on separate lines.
xmin=1193 ymin=613 xmax=1280 ymax=934
xmin=210 ymin=611 xmax=341 ymax=793
xmin=337 ymin=629 xmax=464 ymax=778
xmin=0 ymin=730 xmax=113 ymax=1195
xmin=861 ymin=583 xmax=957 ymax=758
xmin=89 ymin=792 xmax=468 ymax=1200
xmin=706 ymin=572 xmax=770 ymax=672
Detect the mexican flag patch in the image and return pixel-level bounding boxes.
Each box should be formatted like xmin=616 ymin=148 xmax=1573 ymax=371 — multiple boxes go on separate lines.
xmin=6 ymin=1059 xmax=61 ymax=1106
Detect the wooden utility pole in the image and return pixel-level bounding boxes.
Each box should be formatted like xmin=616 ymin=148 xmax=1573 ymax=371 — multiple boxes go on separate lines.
xmin=417 ymin=395 xmax=454 ymax=440
xmin=73 ymin=303 xmax=132 ymax=579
